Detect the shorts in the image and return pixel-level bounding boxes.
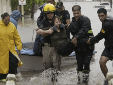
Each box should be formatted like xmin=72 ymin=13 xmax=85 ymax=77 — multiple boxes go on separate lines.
xmin=101 ymin=48 xmax=113 ymax=60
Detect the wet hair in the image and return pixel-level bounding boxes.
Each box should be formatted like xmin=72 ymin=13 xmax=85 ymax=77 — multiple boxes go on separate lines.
xmin=72 ymin=5 xmax=81 ymax=11
xmin=1 ymin=12 xmax=9 ymax=19
xmin=51 ymin=16 xmax=62 ymax=25
xmin=97 ymin=8 xmax=107 ymax=15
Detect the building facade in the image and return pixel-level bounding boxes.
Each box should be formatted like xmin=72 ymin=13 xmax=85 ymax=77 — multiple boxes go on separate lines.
xmin=0 ymin=0 xmax=11 ymax=20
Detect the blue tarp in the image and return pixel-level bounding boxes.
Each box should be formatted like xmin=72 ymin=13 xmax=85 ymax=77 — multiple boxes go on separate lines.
xmin=20 ymin=48 xmax=34 ymax=55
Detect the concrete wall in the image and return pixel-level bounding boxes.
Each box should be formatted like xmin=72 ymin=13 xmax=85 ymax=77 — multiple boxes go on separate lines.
xmin=0 ymin=0 xmax=11 ymax=20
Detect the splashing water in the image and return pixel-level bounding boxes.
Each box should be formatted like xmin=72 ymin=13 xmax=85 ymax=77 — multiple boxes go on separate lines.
xmin=28 ymin=68 xmax=78 ymax=85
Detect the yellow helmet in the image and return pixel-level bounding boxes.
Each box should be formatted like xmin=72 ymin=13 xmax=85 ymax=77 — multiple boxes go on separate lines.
xmin=43 ymin=3 xmax=56 ymax=13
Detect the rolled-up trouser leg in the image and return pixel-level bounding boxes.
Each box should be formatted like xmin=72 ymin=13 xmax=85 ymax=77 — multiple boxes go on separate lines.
xmin=50 ymin=49 xmax=61 ymax=70
xmin=42 ymin=44 xmax=53 ymax=70
xmin=50 ymin=47 xmax=61 ymax=70
xmin=9 ymin=51 xmax=18 ymax=74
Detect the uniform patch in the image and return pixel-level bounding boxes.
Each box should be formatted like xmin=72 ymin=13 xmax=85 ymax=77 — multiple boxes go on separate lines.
xmin=60 ymin=15 xmax=62 ymax=19
xmin=88 ymin=30 xmax=92 ymax=33
xmin=101 ymin=29 xmax=105 ymax=33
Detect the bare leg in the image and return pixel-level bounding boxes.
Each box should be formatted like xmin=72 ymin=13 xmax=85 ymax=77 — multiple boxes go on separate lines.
xmin=99 ymin=56 xmax=110 ymax=78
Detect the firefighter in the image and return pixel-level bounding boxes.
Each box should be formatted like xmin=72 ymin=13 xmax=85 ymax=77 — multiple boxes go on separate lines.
xmin=69 ymin=5 xmax=94 ymax=84
xmin=36 ymin=3 xmax=56 ymax=70
xmin=33 ymin=0 xmax=56 ymax=56
xmin=87 ymin=8 xmax=113 ymax=85
xmin=55 ymin=1 xmax=71 ymax=40
xmin=37 ymin=0 xmax=55 ymax=27
xmin=36 ymin=16 xmax=68 ymax=70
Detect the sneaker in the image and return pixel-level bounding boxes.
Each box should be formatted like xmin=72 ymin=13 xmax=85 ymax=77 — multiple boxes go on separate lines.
xmin=0 ymin=79 xmax=6 ymax=82
xmin=103 ymin=80 xmax=108 ymax=85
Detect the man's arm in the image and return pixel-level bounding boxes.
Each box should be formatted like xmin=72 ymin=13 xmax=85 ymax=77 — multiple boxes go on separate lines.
xmin=88 ymin=22 xmax=110 ymax=44
xmin=65 ymin=19 xmax=70 ymax=28
xmin=65 ymin=10 xmax=70 ymax=28
xmin=90 ymin=30 xmax=105 ymax=43
xmin=36 ymin=26 xmax=58 ymax=37
xmin=69 ymin=22 xmax=78 ymax=46
xmin=36 ymin=29 xmax=53 ymax=35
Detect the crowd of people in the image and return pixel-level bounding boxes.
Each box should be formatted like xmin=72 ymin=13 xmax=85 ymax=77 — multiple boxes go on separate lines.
xmin=0 ymin=0 xmax=113 ymax=85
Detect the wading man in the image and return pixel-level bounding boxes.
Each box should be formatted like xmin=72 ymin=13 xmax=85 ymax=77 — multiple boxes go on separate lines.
xmin=69 ymin=5 xmax=94 ymax=84
xmin=87 ymin=8 xmax=113 ymax=85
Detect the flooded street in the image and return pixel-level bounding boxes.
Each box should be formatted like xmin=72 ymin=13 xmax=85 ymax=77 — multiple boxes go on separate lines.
xmin=1 ymin=1 xmax=113 ymax=85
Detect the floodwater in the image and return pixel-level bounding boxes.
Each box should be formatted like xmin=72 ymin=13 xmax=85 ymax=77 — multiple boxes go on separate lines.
xmin=1 ymin=1 xmax=113 ymax=85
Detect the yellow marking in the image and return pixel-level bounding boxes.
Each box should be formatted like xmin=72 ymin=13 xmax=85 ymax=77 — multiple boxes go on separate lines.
xmin=101 ymin=29 xmax=105 ymax=33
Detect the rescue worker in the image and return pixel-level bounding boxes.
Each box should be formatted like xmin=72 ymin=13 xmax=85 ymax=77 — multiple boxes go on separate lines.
xmin=87 ymin=8 xmax=113 ymax=85
xmin=69 ymin=5 xmax=94 ymax=84
xmin=0 ymin=12 xmax=22 ymax=81
xmin=55 ymin=1 xmax=70 ymax=40
xmin=36 ymin=3 xmax=56 ymax=70
xmin=36 ymin=16 xmax=68 ymax=70
xmin=33 ymin=0 xmax=55 ymax=56
xmin=37 ymin=0 xmax=55 ymax=27
xmin=10 ymin=10 xmax=21 ymax=29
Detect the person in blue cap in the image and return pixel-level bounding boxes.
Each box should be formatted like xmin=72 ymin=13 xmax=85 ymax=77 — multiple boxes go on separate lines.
xmin=10 ymin=10 xmax=21 ymax=29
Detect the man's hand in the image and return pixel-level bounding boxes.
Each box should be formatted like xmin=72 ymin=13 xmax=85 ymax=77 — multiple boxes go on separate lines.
xmin=65 ymin=24 xmax=70 ymax=29
xmin=51 ymin=26 xmax=57 ymax=32
xmin=71 ymin=37 xmax=77 ymax=47
xmin=87 ymin=38 xmax=91 ymax=44
xmin=35 ymin=28 xmax=39 ymax=31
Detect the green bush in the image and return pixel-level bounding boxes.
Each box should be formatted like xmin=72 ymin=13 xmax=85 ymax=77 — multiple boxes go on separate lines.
xmin=11 ymin=0 xmax=46 ymax=15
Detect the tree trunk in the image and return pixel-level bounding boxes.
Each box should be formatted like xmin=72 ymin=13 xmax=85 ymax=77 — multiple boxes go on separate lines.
xmin=31 ymin=3 xmax=35 ymax=19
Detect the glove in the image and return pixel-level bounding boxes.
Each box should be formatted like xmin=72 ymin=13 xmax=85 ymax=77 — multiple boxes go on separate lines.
xmin=59 ymin=24 xmax=65 ymax=30
xmin=51 ymin=26 xmax=57 ymax=32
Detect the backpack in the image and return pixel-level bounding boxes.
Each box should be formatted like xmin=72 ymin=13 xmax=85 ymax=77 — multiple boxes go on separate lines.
xmin=33 ymin=34 xmax=43 ymax=56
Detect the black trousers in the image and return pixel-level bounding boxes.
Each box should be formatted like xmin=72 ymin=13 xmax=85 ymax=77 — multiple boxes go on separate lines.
xmin=76 ymin=49 xmax=93 ymax=72
xmin=66 ymin=29 xmax=70 ymax=40
xmin=0 ymin=51 xmax=18 ymax=79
